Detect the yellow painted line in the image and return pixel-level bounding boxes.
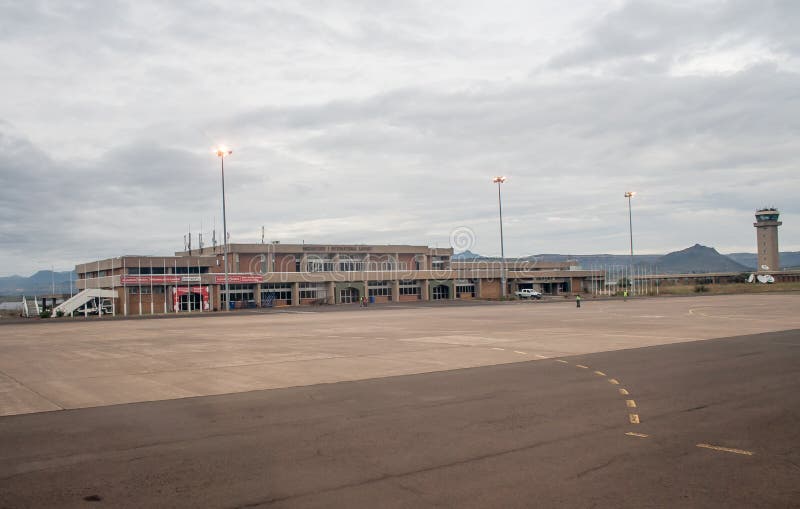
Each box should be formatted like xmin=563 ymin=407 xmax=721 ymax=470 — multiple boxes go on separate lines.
xmin=575 ymin=364 xmax=589 ymax=369
xmin=556 ymin=359 xmax=569 ymax=364
xmin=514 ymin=350 xmax=527 ymax=355
xmin=608 ymin=378 xmax=620 ymax=385
xmin=629 ymin=414 xmax=640 ymax=424
xmin=696 ymin=444 xmax=753 ymax=456
xmin=619 ymin=388 xmax=629 ymax=395
xmin=625 ymin=432 xmax=649 ymax=438
xmin=626 ymin=399 xmax=637 ymax=408
xmin=491 ymin=347 xmax=505 ymax=351
xmin=535 ymin=354 xmax=547 ymax=359
xmin=594 ymin=370 xmax=606 ymax=376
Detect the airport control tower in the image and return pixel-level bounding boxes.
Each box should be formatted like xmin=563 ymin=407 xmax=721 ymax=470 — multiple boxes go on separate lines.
xmin=754 ymin=208 xmax=782 ymax=272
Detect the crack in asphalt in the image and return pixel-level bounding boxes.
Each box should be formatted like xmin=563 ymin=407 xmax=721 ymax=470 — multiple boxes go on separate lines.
xmin=228 ymin=424 xmax=625 ymax=508
xmin=573 ymin=455 xmax=622 ymax=479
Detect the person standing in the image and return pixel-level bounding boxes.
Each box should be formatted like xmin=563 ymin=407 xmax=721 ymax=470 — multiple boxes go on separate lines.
xmin=576 ymin=294 xmax=582 ymax=308
xmin=623 ymin=290 xmax=628 ymax=301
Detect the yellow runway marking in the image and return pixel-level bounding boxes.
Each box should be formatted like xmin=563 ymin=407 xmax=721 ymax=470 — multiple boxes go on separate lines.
xmin=575 ymin=364 xmax=589 ymax=369
xmin=608 ymin=378 xmax=620 ymax=385
xmin=619 ymin=388 xmax=629 ymax=395
xmin=696 ymin=444 xmax=753 ymax=456
xmin=625 ymin=432 xmax=649 ymax=438
xmin=594 ymin=370 xmax=606 ymax=376
xmin=556 ymin=359 xmax=569 ymax=364
xmin=491 ymin=347 xmax=505 ymax=351
xmin=629 ymin=414 xmax=640 ymax=424
xmin=535 ymin=354 xmax=547 ymax=359
xmin=626 ymin=399 xmax=637 ymax=408
xmin=514 ymin=350 xmax=527 ymax=355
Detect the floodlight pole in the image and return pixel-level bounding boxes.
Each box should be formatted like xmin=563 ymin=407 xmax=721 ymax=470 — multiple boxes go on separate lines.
xmin=494 ymin=177 xmax=507 ymax=298
xmin=625 ymin=191 xmax=635 ymax=296
xmin=217 ymin=148 xmax=233 ymax=311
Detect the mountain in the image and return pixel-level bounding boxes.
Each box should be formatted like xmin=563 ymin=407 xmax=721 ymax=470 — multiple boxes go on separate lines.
xmin=654 ymin=244 xmax=749 ymax=274
xmin=452 ymin=250 xmax=482 ymax=260
xmin=520 ymin=254 xmax=662 ymax=267
xmin=455 ymin=246 xmax=751 ymax=274
xmin=726 ymin=252 xmax=800 ymax=270
xmin=0 ymin=270 xmax=77 ymax=296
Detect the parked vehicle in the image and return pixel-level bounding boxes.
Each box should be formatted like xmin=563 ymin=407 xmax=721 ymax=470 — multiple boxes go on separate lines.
xmin=514 ymin=289 xmax=542 ymax=299
xmin=74 ymin=298 xmax=113 ymax=315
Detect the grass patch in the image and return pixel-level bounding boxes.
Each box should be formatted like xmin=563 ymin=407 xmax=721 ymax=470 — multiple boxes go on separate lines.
xmin=657 ymin=282 xmax=800 ymax=296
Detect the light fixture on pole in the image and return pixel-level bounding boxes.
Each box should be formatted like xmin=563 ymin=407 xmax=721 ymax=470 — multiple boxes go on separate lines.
xmin=216 ymin=146 xmax=233 ymax=311
xmin=624 ymin=191 xmax=636 ymax=296
xmin=493 ymin=176 xmax=507 ymax=299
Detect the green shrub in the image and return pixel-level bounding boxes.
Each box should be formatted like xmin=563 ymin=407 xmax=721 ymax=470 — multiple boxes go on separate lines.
xmin=39 ymin=309 xmax=51 ymax=318
xmin=694 ymin=284 xmax=709 ymax=293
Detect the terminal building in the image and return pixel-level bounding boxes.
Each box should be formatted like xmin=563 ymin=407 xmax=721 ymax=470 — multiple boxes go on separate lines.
xmin=72 ymin=243 xmax=603 ymax=315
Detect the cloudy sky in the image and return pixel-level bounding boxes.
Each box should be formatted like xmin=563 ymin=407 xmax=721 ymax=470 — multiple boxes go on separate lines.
xmin=1 ymin=0 xmax=798 ymax=276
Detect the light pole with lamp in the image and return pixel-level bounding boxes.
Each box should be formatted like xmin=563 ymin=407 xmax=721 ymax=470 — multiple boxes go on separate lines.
xmin=216 ymin=146 xmax=233 ymax=311
xmin=493 ymin=176 xmax=507 ymax=299
xmin=624 ymin=191 xmax=636 ymax=296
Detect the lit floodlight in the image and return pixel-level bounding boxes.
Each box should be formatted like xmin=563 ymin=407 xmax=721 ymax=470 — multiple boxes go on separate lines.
xmin=215 ymin=146 xmax=233 ymax=157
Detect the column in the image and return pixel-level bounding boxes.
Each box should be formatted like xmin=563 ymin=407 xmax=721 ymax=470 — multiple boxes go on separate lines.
xmin=392 ymin=280 xmax=400 ymax=302
xmin=292 ymin=282 xmax=300 ymax=306
xmin=421 ymin=279 xmax=430 ymax=301
xmin=256 ymin=283 xmax=262 ymax=307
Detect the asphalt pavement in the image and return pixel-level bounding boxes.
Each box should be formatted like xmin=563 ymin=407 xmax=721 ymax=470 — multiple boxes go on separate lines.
xmin=1 ymin=329 xmax=798 ymax=508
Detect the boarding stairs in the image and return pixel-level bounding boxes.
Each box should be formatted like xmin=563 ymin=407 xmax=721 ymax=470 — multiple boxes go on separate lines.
xmin=22 ymin=296 xmax=39 ymax=318
xmin=51 ymin=289 xmax=117 ymax=317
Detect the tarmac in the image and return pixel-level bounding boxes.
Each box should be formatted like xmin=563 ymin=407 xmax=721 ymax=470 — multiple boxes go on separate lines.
xmin=1 ymin=293 xmax=799 ymax=417
xmin=1 ymin=328 xmax=798 ymax=508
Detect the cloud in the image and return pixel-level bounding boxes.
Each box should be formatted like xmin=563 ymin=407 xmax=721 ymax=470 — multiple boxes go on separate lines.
xmin=0 ymin=0 xmax=798 ymax=276
xmin=547 ymin=0 xmax=800 ymax=74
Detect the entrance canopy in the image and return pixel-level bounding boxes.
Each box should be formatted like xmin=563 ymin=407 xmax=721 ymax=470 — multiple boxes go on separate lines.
xmin=173 ymin=286 xmax=210 ymax=311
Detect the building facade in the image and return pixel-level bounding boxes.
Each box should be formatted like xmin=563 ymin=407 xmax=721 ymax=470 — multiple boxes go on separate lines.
xmin=75 ymin=243 xmax=603 ymax=315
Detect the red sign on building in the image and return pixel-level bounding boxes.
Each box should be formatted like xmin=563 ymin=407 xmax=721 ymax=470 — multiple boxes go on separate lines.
xmin=214 ymin=274 xmax=263 ymax=284
xmin=121 ymin=275 xmax=182 ymax=285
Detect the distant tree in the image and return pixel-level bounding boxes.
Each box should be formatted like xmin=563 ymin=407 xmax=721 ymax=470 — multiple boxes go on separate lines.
xmin=730 ymin=273 xmax=750 ymax=283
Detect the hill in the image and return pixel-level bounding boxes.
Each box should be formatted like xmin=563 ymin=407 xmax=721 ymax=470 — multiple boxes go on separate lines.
xmin=0 ymin=270 xmax=77 ymax=296
xmin=726 ymin=251 xmax=800 ymax=270
xmin=651 ymin=244 xmax=749 ymax=274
